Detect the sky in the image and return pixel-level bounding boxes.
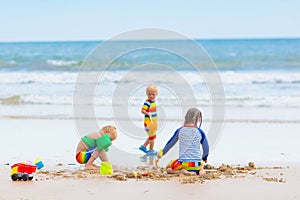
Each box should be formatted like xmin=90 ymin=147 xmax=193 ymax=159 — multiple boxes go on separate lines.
xmin=0 ymin=0 xmax=299 ymax=42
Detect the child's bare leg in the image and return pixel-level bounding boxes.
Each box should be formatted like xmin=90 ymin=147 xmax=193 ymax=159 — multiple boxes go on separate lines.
xmin=166 ymin=167 xmax=181 ymax=174
xmin=142 ymin=138 xmax=150 ymax=148
xmin=76 ymin=140 xmax=87 ymax=154
xmin=85 ymin=155 xmax=98 ymax=170
xmin=98 ymin=149 xmax=109 ymax=162
xmin=180 ymin=169 xmax=196 ymax=176
xmin=85 ymin=150 xmax=106 ymax=170
xmin=165 ymin=163 xmax=179 ymax=174
xmin=149 ymin=139 xmax=155 ymax=150
xmin=165 ymin=163 xmax=196 ymax=175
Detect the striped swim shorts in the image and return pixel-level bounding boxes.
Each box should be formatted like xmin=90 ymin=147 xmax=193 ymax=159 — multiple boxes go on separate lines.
xmin=168 ymin=159 xmax=203 ymax=174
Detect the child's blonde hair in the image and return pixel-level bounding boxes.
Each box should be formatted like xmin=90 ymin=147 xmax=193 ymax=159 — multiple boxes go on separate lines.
xmin=146 ymin=84 xmax=158 ymax=94
xmin=101 ymin=125 xmax=117 ymax=141
xmin=184 ymin=108 xmax=202 ymax=127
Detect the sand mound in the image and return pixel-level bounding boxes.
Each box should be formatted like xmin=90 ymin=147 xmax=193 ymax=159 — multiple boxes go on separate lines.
xmin=32 ymin=162 xmax=286 ymax=184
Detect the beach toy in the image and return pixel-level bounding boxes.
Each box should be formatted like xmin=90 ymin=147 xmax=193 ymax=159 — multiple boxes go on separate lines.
xmin=141 ymin=172 xmax=153 ymax=177
xmin=76 ymin=147 xmax=96 ymax=164
xmin=34 ymin=158 xmax=44 ymax=170
xmin=100 ymin=161 xmax=113 ymax=175
xmin=155 ymin=149 xmax=163 ymax=167
xmin=10 ymin=162 xmax=37 ymax=181
xmin=133 ymin=171 xmax=138 ymax=177
xmin=96 ymin=134 xmax=112 ymax=151
xmin=22 ymin=160 xmax=33 ymax=165
xmin=157 ymin=148 xmax=163 ymax=158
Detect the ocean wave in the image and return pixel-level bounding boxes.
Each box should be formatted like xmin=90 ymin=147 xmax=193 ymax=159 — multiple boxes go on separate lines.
xmin=225 ymin=96 xmax=300 ymax=108
xmin=0 ymin=69 xmax=299 ymax=109
xmin=46 ymin=59 xmax=80 ymax=67
xmin=252 ymin=79 xmax=300 ymax=84
xmin=221 ymin=71 xmax=300 ymax=85
xmin=1 ymin=94 xmax=300 ymax=109
xmin=0 ymin=95 xmax=22 ymax=104
xmin=1 ymin=70 xmax=300 ymax=85
xmin=0 ymin=59 xmax=19 ymax=67
xmin=0 ymin=71 xmax=77 ymax=84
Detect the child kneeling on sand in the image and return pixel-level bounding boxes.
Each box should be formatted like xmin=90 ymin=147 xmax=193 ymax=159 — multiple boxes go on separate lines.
xmin=75 ymin=125 xmax=117 ymax=170
xmin=157 ymin=108 xmax=209 ymax=175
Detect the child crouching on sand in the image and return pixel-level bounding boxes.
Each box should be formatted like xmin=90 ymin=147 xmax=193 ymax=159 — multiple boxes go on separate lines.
xmin=75 ymin=125 xmax=117 ymax=170
xmin=157 ymin=108 xmax=209 ymax=175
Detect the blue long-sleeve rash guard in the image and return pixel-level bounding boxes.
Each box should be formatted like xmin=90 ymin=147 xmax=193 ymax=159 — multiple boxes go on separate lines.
xmin=162 ymin=126 xmax=209 ymax=162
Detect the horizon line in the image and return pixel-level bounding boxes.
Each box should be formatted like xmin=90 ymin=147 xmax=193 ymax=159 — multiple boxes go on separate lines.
xmin=0 ymin=36 xmax=300 ymax=43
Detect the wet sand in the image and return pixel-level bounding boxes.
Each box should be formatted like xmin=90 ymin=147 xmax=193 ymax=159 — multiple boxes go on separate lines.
xmin=1 ymin=162 xmax=299 ymax=200
xmin=1 ymin=117 xmax=300 ymax=199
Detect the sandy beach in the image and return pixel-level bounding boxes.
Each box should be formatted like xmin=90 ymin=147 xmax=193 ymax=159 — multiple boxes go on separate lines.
xmin=0 ymin=160 xmax=299 ymax=200
xmin=1 ymin=115 xmax=299 ymax=199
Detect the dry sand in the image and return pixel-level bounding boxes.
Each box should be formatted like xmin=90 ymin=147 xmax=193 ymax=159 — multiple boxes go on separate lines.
xmin=1 ymin=118 xmax=300 ymax=199
xmin=1 ymin=162 xmax=299 ymax=200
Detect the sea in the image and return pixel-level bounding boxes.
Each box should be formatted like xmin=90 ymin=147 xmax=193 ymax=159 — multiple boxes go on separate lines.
xmin=1 ymin=39 xmax=300 ymax=167
xmin=0 ymin=39 xmax=300 ymax=121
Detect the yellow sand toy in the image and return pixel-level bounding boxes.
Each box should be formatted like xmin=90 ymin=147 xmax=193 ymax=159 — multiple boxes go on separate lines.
xmin=100 ymin=161 xmax=113 ymax=175
xmin=155 ymin=149 xmax=163 ymax=167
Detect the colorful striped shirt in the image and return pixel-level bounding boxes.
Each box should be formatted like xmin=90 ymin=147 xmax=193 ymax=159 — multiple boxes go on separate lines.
xmin=162 ymin=126 xmax=209 ymax=162
xmin=142 ymin=99 xmax=157 ymax=127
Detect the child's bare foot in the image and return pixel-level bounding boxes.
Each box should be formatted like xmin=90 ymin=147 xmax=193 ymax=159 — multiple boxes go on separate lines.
xmin=180 ymin=169 xmax=196 ymax=176
xmin=84 ymin=164 xmax=98 ymax=170
xmin=166 ymin=168 xmax=181 ymax=174
xmin=92 ymin=164 xmax=99 ymax=168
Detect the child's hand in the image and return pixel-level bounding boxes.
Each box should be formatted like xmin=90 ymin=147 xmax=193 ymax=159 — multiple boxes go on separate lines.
xmin=148 ymin=113 xmax=152 ymax=121
xmin=199 ymin=168 xmax=206 ymax=175
xmin=155 ymin=155 xmax=161 ymax=167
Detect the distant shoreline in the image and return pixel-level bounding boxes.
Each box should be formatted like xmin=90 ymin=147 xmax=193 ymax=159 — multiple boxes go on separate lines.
xmin=1 ymin=115 xmax=300 ymax=124
xmin=1 ymin=37 xmax=300 ymax=44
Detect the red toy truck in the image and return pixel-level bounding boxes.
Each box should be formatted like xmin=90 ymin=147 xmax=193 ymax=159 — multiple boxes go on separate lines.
xmin=10 ymin=163 xmax=37 ymax=181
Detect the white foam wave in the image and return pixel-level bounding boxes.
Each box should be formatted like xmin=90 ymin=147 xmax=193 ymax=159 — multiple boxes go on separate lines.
xmin=220 ymin=71 xmax=300 ymax=84
xmin=0 ymin=71 xmax=77 ymax=84
xmin=21 ymin=95 xmax=72 ymax=105
xmin=0 ymin=70 xmax=300 ymax=85
xmin=225 ymin=96 xmax=300 ymax=108
xmin=9 ymin=60 xmax=17 ymax=65
xmin=0 ymin=70 xmax=299 ymax=108
xmin=0 ymin=93 xmax=298 ymax=109
xmin=46 ymin=59 xmax=79 ymax=67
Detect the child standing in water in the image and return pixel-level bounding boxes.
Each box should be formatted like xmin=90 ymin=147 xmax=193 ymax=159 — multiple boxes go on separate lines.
xmin=139 ymin=84 xmax=158 ymax=154
xmin=157 ymin=108 xmax=209 ymax=175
